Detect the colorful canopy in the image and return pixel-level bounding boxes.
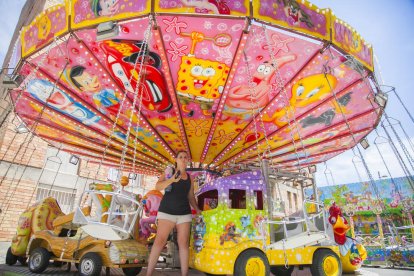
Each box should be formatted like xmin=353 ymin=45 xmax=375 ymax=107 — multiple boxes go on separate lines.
xmin=9 ymin=0 xmax=382 ymax=175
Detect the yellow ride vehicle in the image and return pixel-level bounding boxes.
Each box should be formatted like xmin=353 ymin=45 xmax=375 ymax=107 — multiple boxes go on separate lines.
xmin=189 ymin=169 xmax=342 ymax=276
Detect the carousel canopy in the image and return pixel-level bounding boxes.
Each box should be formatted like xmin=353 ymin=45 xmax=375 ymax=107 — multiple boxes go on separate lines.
xmin=7 ymin=0 xmax=383 ymax=175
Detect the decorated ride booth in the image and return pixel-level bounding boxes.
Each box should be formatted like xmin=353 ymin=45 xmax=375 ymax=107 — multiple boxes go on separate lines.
xmin=3 ymin=0 xmax=387 ymax=275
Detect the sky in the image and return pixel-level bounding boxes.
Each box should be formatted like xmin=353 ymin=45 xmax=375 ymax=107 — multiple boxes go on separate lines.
xmin=0 ymin=0 xmax=413 ymax=187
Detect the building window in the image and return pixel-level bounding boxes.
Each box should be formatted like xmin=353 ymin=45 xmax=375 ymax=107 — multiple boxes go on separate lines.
xmin=287 ymin=191 xmax=292 ymax=212
xmin=229 ymin=189 xmax=246 ymax=209
xmin=36 ymin=184 xmax=76 ymax=214
xmin=197 ymin=189 xmax=218 ymax=211
xmin=254 ymin=190 xmax=263 ymax=210
xmin=107 ymin=168 xmax=119 ymax=182
xmin=294 ymin=193 xmax=298 ymax=211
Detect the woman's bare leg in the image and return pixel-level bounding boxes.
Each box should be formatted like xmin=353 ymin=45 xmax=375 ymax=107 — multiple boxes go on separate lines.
xmin=146 ymin=219 xmax=175 ymax=276
xmin=176 ymin=222 xmax=191 ymax=276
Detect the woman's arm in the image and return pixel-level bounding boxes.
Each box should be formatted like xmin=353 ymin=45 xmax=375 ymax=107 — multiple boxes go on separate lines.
xmin=188 ymin=177 xmax=201 ymax=213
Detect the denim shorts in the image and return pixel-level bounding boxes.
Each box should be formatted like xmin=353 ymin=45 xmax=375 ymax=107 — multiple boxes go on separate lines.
xmin=157 ymin=212 xmax=192 ymax=225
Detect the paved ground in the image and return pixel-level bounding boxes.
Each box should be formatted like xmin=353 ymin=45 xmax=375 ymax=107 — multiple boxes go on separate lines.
xmin=1 ymin=242 xmax=412 ymax=275
xmin=0 ymin=264 xmax=389 ymax=276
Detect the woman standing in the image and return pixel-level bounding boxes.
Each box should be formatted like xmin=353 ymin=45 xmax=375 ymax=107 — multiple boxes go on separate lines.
xmin=146 ymin=150 xmax=201 ymax=276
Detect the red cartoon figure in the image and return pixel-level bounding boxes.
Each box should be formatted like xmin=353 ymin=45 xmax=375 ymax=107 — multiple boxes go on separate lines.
xmin=100 ymin=40 xmax=172 ymax=113
xmin=328 ymin=203 xmax=367 ymax=273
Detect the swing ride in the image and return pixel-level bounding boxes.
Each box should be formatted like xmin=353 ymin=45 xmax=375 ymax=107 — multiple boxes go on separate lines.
xmin=1 ymin=0 xmax=400 ymax=275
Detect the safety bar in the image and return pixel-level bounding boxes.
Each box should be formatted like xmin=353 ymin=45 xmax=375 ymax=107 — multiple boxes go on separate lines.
xmin=73 ymin=190 xmax=143 ymax=240
xmin=259 ymin=199 xmax=327 ymax=249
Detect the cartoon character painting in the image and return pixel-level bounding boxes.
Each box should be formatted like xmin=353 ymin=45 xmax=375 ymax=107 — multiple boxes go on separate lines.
xmin=176 ymin=32 xmax=230 ymax=117
xmin=278 ymin=0 xmax=314 ymax=28
xmin=193 ymin=216 xmax=207 ymax=252
xmin=328 ymin=203 xmax=367 ymax=273
xmin=262 ymin=73 xmax=351 ymax=129
xmin=219 ymin=222 xmax=240 ymax=245
xmin=100 ymin=40 xmax=172 ymax=113
xmin=389 ymin=188 xmax=401 ymax=208
xmin=36 ymin=14 xmax=52 ymax=42
xmin=222 ymin=55 xmax=296 ymax=123
xmin=27 ymin=79 xmax=101 ymax=125
xmin=180 ymin=0 xmax=230 ymax=15
xmin=90 ymin=0 xmax=119 ymax=17
xmin=69 ymin=65 xmax=121 ymax=117
xmin=240 ymin=215 xmax=255 ymax=239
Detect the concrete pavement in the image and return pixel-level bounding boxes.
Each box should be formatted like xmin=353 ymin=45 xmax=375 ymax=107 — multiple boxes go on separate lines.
xmin=0 ymin=242 xmax=396 ymax=276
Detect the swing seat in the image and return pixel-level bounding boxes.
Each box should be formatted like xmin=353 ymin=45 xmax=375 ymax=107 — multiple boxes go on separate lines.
xmin=73 ymin=189 xmax=142 ymax=241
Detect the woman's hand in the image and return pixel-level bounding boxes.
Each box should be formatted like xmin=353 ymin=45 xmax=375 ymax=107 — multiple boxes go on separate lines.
xmin=172 ymin=170 xmax=181 ymax=182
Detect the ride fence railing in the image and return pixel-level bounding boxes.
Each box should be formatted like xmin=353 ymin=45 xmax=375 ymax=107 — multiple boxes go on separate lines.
xmin=73 ymin=189 xmax=143 ymax=240
xmin=355 ymin=226 xmax=414 ymax=249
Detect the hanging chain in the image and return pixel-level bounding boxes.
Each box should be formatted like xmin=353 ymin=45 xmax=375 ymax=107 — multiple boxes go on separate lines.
xmin=381 ymin=121 xmax=414 ymax=191
xmin=351 ymin=151 xmax=364 ymax=183
xmin=373 ymin=130 xmax=405 ymax=199
xmin=262 ymin=25 xmax=310 ymax=171
xmin=117 ymin=22 xmax=152 ymax=180
xmin=382 ymin=115 xmax=414 ymax=171
xmin=93 ymin=19 xmax=154 ymax=182
xmin=324 ymin=51 xmax=382 ymax=208
xmin=0 ymin=37 xmax=71 ymax=222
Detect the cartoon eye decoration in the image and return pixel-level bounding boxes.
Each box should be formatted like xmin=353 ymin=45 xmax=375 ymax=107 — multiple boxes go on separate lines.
xmin=264 ymin=67 xmax=272 ymax=75
xmin=117 ymin=70 xmax=124 ymax=76
xmin=124 ymin=81 xmax=131 ymax=88
xmin=329 ymin=216 xmax=337 ymax=225
xmin=296 ymin=85 xmax=305 ymax=97
xmin=191 ymin=65 xmax=203 ymax=76
xmin=257 ymin=64 xmax=266 ymax=73
xmin=306 ymin=87 xmax=320 ymax=99
xmin=202 ymin=67 xmax=216 ymax=77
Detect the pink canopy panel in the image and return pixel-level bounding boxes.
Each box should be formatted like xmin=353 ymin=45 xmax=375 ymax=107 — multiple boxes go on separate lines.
xmin=9 ymin=0 xmax=382 ymax=175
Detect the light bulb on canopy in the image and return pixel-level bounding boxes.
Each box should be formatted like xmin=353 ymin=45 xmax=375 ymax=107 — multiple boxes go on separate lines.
xmin=7 ymin=0 xmax=384 ymax=175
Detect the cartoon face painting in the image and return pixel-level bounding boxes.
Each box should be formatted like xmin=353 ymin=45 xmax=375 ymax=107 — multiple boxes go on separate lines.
xmin=27 ymin=79 xmax=100 ymax=125
xmin=90 ymin=0 xmax=119 ymax=17
xmin=37 ymin=14 xmax=51 ymax=40
xmin=262 ymin=73 xmax=338 ymax=127
xmin=226 ymin=55 xmax=296 ymax=110
xmin=176 ymin=54 xmax=229 ymax=116
xmin=100 ymin=40 xmax=172 ymax=113
xmin=70 ymin=67 xmax=102 ymax=93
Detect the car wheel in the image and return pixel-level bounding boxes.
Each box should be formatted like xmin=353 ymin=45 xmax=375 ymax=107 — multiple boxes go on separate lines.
xmin=234 ymin=249 xmax=270 ymax=276
xmin=6 ymin=247 xmax=17 ymax=265
xmin=17 ymin=256 xmax=27 ymax=265
xmin=311 ymin=249 xmax=342 ymax=276
xmin=270 ymin=265 xmax=294 ymax=276
xmin=122 ymin=267 xmax=142 ymax=276
xmin=28 ymin=247 xmax=51 ymax=273
xmin=79 ymin=252 xmax=103 ymax=276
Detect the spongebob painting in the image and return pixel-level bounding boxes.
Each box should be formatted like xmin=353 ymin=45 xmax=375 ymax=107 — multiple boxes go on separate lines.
xmin=176 ymin=31 xmax=230 ymax=117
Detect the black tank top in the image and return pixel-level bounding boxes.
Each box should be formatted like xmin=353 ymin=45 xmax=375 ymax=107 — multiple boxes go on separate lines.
xmin=158 ymin=173 xmax=192 ymax=215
